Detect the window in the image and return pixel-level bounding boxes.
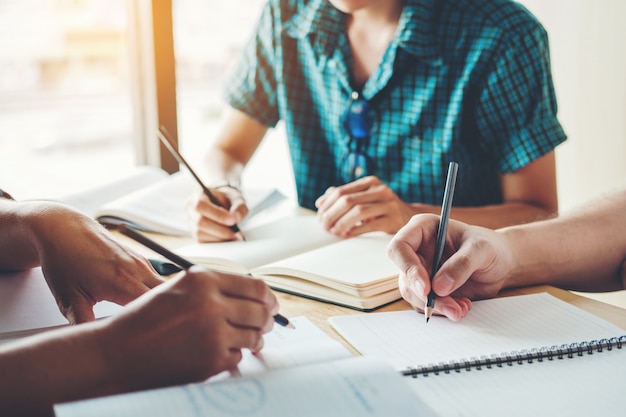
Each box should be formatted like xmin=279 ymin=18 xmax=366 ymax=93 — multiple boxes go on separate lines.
xmin=0 ymin=0 xmax=294 ymax=202
xmin=173 ymin=0 xmax=295 ymax=198
xmin=0 ymin=0 xmax=136 ymax=200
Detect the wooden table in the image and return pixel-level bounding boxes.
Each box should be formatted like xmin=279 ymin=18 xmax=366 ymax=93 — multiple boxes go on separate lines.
xmin=275 ymin=285 xmax=626 ymax=354
xmin=114 ymin=231 xmax=626 ymax=354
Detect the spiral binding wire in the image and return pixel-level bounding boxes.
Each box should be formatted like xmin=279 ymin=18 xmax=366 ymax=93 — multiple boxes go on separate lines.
xmin=402 ymin=335 xmax=626 ymax=378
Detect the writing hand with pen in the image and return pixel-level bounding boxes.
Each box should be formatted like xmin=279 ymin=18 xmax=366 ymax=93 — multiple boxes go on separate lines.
xmin=386 ymin=214 xmax=511 ymax=321
xmin=186 ymin=183 xmax=249 ymax=243
xmin=117 ymin=223 xmax=294 ymax=330
xmin=157 ymin=126 xmax=247 ymax=243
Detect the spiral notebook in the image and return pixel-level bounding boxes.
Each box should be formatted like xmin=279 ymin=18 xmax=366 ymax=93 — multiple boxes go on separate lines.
xmin=329 ymin=293 xmax=626 ymax=416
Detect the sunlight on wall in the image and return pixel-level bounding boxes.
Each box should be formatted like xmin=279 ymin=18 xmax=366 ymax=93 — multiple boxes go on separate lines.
xmin=519 ymin=0 xmax=626 ymax=213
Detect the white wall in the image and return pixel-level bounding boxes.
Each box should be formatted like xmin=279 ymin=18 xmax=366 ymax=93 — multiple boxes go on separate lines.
xmin=519 ymin=0 xmax=626 ymax=213
xmin=520 ymin=1 xmax=626 ymax=307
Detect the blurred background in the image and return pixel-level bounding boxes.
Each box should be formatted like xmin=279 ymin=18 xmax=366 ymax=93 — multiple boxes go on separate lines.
xmin=0 ymin=0 xmax=293 ymax=200
xmin=0 ymin=1 xmax=624 ymax=302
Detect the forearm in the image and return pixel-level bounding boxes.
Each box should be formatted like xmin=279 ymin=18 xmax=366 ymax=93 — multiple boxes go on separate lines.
xmin=0 ymin=201 xmax=106 ymax=271
xmin=204 ymin=145 xmax=246 ymax=187
xmin=501 ymin=193 xmax=626 ymax=292
xmin=205 ymin=107 xmax=268 ymax=187
xmin=0 ymin=323 xmax=115 ymax=417
xmin=409 ymin=201 xmax=555 ymax=230
xmin=0 ymin=200 xmax=47 ymax=270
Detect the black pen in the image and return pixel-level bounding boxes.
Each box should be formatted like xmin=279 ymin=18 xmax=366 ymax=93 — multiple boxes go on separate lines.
xmin=425 ymin=162 xmax=458 ymax=323
xmin=157 ymin=126 xmax=246 ymax=241
xmin=117 ymin=223 xmax=294 ymax=329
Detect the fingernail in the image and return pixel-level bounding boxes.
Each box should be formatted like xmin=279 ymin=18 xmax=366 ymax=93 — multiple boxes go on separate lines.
xmin=436 ymin=273 xmax=455 ymax=294
xmin=442 ymin=305 xmax=459 ymax=321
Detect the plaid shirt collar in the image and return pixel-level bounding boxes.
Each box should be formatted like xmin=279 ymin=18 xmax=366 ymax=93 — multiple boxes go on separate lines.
xmin=285 ymin=0 xmax=441 ymax=64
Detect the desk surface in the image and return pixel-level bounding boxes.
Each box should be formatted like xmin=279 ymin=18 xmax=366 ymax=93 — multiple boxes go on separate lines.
xmin=275 ymin=285 xmax=626 ymax=354
xmin=114 ymin=231 xmax=626 ymax=354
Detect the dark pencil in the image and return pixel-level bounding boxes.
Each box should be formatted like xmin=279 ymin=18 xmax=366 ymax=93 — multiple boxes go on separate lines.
xmin=118 ymin=223 xmax=293 ymax=329
xmin=157 ymin=125 xmax=246 ymax=241
xmin=425 ymin=162 xmax=458 ymax=323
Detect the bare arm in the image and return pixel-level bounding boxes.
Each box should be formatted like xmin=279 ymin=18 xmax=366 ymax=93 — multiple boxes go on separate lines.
xmin=387 ymin=187 xmax=626 ymax=321
xmin=0 ymin=199 xmax=163 ymax=323
xmin=0 ymin=199 xmax=46 ymax=269
xmin=502 ymin=190 xmax=626 ymax=292
xmin=188 ymin=107 xmax=269 ymax=242
xmin=204 ymin=106 xmax=269 ymax=186
xmin=316 ymin=151 xmax=558 ymax=237
xmin=410 ymin=151 xmax=559 ymax=228
xmin=0 ymin=269 xmax=278 ymax=417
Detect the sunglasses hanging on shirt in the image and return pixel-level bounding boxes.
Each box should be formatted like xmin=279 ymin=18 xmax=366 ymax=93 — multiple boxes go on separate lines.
xmin=342 ymin=91 xmax=374 ymax=182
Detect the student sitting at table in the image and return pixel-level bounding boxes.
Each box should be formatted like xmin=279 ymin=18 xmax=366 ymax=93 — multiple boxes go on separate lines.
xmin=386 ymin=187 xmax=626 ymax=321
xmin=0 ymin=196 xmax=278 ymax=417
xmin=188 ymin=0 xmax=566 ymax=242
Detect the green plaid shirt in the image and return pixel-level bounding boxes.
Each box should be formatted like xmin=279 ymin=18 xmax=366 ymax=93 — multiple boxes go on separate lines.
xmin=225 ymin=0 xmax=567 ymax=210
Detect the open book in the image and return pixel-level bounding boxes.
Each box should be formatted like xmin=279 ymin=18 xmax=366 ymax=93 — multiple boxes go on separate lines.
xmin=329 ymin=293 xmax=626 ymax=416
xmin=58 ymin=165 xmax=285 ymax=236
xmin=176 ymin=212 xmax=402 ymax=311
xmin=54 ymin=317 xmax=436 ymax=417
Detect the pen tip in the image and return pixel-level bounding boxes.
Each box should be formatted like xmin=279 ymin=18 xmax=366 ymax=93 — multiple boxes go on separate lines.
xmin=275 ymin=314 xmax=294 ymax=329
xmin=424 ymin=306 xmax=434 ymax=323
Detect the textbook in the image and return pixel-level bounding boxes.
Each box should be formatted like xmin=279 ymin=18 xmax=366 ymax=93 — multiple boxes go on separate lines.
xmin=175 ymin=212 xmax=402 ymax=311
xmin=54 ymin=317 xmax=436 ymax=417
xmin=58 ymin=166 xmax=286 ymax=236
xmin=329 ymin=293 xmax=626 ymax=417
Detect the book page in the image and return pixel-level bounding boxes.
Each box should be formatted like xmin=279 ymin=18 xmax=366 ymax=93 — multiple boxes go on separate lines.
xmin=329 ymin=293 xmax=625 ymax=370
xmin=253 ymin=232 xmax=398 ymax=293
xmin=57 ymin=165 xmax=169 ymax=218
xmin=0 ymin=268 xmax=122 ymax=342
xmin=94 ymin=171 xmax=196 ymax=236
xmin=62 ymin=167 xmax=287 ymax=237
xmin=176 ymin=213 xmax=342 ymax=273
xmin=54 ymin=356 xmax=436 ymax=417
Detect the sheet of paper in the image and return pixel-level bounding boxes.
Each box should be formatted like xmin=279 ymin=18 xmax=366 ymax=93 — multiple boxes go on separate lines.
xmin=208 ymin=316 xmax=351 ymax=381
xmin=329 ymin=293 xmax=625 ymax=370
xmin=54 ymin=356 xmax=436 ymax=417
xmin=0 ymin=268 xmax=122 ymax=342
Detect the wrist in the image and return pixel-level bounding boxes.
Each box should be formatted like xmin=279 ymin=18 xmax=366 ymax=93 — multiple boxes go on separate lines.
xmin=25 ymin=203 xmax=90 ymax=253
xmin=93 ymin=317 xmax=143 ymax=394
xmin=10 ymin=202 xmax=69 ymax=264
xmin=213 ymin=183 xmax=241 ymax=192
xmin=499 ymin=226 xmax=536 ymax=288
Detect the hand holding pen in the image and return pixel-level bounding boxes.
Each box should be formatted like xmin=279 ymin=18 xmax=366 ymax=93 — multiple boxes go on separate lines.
xmin=117 ymin=222 xmax=294 ymax=329
xmin=157 ymin=126 xmax=246 ymax=242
